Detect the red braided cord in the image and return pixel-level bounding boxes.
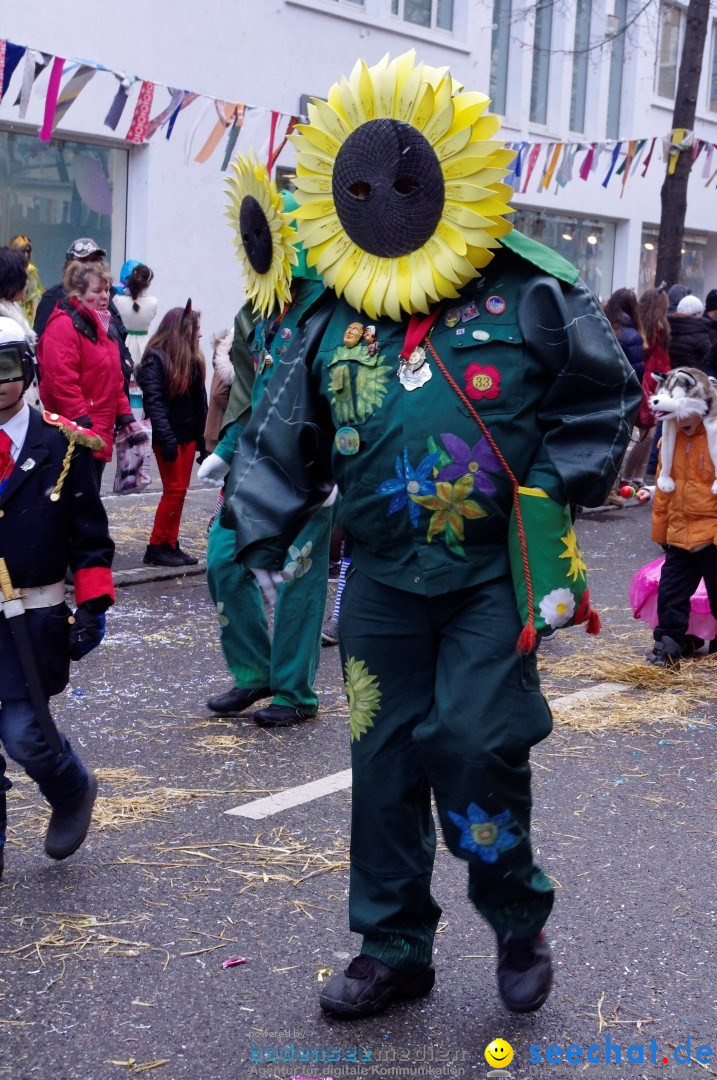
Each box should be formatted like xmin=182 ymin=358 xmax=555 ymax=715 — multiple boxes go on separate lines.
xmin=426 ymin=340 xmax=536 ymax=636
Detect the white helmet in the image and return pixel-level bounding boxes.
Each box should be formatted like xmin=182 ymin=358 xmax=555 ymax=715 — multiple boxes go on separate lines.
xmin=0 ymin=316 xmax=34 ymax=391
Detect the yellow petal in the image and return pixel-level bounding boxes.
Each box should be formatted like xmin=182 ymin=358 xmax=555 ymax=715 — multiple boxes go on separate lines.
xmin=294 ymin=122 xmax=341 ymax=157
xmin=308 ymin=98 xmax=351 ymax=146
xmin=337 ymin=73 xmax=362 ymax=130
xmin=375 ymin=55 xmax=397 ymax=117
xmin=396 ymin=64 xmax=423 ymax=123
xmin=420 ymin=75 xmax=454 ymax=142
xmin=396 ymin=255 xmax=413 ymax=314
xmin=436 ymin=219 xmax=468 ymax=257
xmin=472 ymin=114 xmax=503 ymax=140
xmin=442 ymin=202 xmax=498 ymax=230
xmin=368 ymin=258 xmax=392 ymax=318
xmin=343 ymin=252 xmax=378 ymax=312
xmin=382 ymin=261 xmax=403 ymax=322
xmin=434 ymin=126 xmax=473 ymax=162
xmin=330 ymin=243 xmax=367 ymax=297
xmin=293 ymin=197 xmax=337 ymax=221
xmin=311 ymin=230 xmax=354 ymax=274
xmin=292 ymin=173 xmax=333 ymax=195
xmin=407 ymin=81 xmax=435 ymax=131
xmin=295 ymin=213 xmax=344 ymax=249
xmin=350 ymin=58 xmax=376 ymax=123
xmin=295 ymin=154 xmax=334 ymax=176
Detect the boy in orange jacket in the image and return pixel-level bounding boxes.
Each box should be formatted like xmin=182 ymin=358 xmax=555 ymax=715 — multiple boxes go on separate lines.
xmin=647 ymin=413 xmax=717 ymax=666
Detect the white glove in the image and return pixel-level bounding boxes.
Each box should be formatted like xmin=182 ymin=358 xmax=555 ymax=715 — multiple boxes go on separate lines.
xmin=251 ymin=567 xmax=291 ymax=607
xmin=197 ymin=452 xmax=230 ymax=486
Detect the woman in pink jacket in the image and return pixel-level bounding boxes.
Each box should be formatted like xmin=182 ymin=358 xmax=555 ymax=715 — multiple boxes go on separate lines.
xmin=37 ymin=261 xmax=133 ymax=486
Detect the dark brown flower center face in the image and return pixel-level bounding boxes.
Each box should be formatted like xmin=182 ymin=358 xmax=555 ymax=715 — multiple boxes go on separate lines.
xmin=332 ymin=118 xmax=445 ymax=258
xmin=239 ymin=195 xmax=273 ymax=275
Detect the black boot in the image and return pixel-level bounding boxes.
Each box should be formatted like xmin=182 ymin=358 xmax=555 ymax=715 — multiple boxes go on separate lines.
xmin=173 ymin=543 xmax=199 ymax=566
xmin=253 ymin=704 xmax=313 ymax=728
xmin=497 ymin=930 xmax=553 ymax=1013
xmin=44 ymin=772 xmax=98 ymax=860
xmin=143 ymin=542 xmax=185 ymax=567
xmin=319 ymin=955 xmax=435 ymax=1019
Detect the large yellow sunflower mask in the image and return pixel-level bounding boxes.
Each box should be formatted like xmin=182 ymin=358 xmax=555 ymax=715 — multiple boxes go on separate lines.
xmin=290 ymin=51 xmax=515 ymax=320
xmin=225 ymin=150 xmax=298 ymax=316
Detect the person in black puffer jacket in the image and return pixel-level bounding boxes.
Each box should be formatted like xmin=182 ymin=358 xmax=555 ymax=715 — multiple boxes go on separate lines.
xmin=668 ymin=294 xmax=715 ymax=377
xmin=136 ymin=303 xmax=208 ymax=566
xmin=604 ymin=288 xmax=645 ymax=382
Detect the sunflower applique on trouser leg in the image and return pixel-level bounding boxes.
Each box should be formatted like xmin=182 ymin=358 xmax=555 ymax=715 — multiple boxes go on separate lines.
xmin=340 ymin=570 xmax=553 ymax=972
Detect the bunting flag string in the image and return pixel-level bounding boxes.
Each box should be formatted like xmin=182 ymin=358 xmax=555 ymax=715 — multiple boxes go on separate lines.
xmin=50 ymin=64 xmax=95 ymax=133
xmin=104 ymin=77 xmax=132 ymax=131
xmin=125 ymin=79 xmax=155 ymax=144
xmin=3 ymin=33 xmax=717 ymax=189
xmin=38 ymin=56 xmax=65 ymax=142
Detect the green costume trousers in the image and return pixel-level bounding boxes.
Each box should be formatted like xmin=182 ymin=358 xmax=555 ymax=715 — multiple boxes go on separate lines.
xmin=207 ymin=505 xmax=333 ymax=713
xmin=339 ymin=569 xmax=554 ymax=972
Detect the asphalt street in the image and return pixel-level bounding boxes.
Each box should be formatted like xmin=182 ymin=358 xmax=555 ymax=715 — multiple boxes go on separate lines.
xmin=1 ymin=485 xmax=715 ymax=1080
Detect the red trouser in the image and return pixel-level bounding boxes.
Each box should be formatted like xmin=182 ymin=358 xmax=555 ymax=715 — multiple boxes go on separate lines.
xmin=149 ymin=441 xmax=195 ymax=546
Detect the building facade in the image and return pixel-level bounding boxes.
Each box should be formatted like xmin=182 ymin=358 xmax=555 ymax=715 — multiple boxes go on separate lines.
xmin=1 ymin=0 xmax=717 ymax=345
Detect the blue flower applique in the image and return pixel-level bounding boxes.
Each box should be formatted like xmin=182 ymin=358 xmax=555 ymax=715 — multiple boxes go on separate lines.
xmin=376 ymin=448 xmax=439 ymax=527
xmin=447 ymin=803 xmax=518 ymax=862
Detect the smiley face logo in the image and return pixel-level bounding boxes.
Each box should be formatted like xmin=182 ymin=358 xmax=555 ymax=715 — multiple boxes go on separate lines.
xmin=485 ymin=1039 xmax=514 ymax=1069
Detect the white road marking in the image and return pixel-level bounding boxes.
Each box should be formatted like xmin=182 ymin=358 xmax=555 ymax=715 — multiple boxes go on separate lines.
xmin=225 ymin=768 xmax=353 ymax=819
xmin=224 ymin=682 xmax=630 ymax=819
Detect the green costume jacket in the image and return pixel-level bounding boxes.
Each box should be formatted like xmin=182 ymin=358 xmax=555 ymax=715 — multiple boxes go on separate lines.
xmin=224 ymin=232 xmax=642 ymax=596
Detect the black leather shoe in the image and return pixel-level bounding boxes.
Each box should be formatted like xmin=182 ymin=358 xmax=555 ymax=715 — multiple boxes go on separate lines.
xmin=320 ymin=955 xmax=435 ymax=1019
xmin=253 ymin=704 xmax=314 ymax=728
xmin=44 ymin=772 xmax=98 ymax=861
xmin=143 ymin=543 xmax=185 ymax=567
xmin=207 ymin=685 xmax=271 ymax=713
xmin=497 ymin=930 xmax=553 ymax=1013
xmin=173 ymin=543 xmax=199 ymax=565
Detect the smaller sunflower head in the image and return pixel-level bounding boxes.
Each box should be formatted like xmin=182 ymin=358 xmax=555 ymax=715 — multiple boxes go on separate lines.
xmin=225 ymin=150 xmax=299 ymax=316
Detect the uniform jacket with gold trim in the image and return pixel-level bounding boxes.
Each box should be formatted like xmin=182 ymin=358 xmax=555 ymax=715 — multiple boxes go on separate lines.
xmin=0 ymin=408 xmax=115 ymax=698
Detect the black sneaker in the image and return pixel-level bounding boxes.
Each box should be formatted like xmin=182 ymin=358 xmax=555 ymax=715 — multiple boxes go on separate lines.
xmin=645 ymin=634 xmax=682 ymax=670
xmin=207 ymin=685 xmax=271 ymax=713
xmin=174 ymin=543 xmax=199 ymax=565
xmin=143 ymin=543 xmax=185 ymax=567
xmin=319 ymin=954 xmax=435 ymax=1019
xmin=497 ymin=930 xmax=553 ymax=1013
xmin=45 ymin=772 xmax=98 ymax=861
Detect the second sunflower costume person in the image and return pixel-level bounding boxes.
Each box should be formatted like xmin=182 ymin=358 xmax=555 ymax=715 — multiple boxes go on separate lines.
xmin=222 ymin=54 xmax=642 ymax=1016
xmin=199 ymin=170 xmax=334 ymax=728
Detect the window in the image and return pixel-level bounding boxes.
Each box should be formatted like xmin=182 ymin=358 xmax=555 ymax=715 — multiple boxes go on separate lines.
xmin=709 ymin=21 xmax=717 ymax=110
xmin=639 ymin=226 xmax=706 ymax=296
xmin=657 ymin=2 xmax=683 ymax=98
xmin=391 ymin=0 xmax=454 ymax=31
xmin=530 ymin=0 xmax=553 ymax=124
xmin=606 ymin=0 xmax=627 ymax=138
xmin=490 ymin=0 xmax=512 ymax=116
xmin=0 ymin=130 xmax=127 ymax=287
xmin=512 ymin=209 xmax=615 ymax=299
xmin=570 ymin=0 xmax=592 ymax=132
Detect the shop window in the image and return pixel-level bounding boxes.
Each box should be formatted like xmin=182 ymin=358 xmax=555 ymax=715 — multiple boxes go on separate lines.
xmin=606 ymin=0 xmax=627 ymax=138
xmin=512 ymin=208 xmax=615 ymax=300
xmin=639 ymin=226 xmax=706 ymax=296
xmin=0 ymin=130 xmax=127 ymax=288
xmin=709 ymin=21 xmax=717 ymax=111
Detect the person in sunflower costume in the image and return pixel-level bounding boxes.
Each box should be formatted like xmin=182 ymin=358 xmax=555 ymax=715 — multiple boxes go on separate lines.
xmin=223 ymin=54 xmax=642 ymax=1017
xmin=199 ymin=156 xmax=335 ymax=727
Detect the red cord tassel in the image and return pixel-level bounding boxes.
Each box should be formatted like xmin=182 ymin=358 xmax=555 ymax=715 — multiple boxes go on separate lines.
xmin=586 ymin=608 xmax=602 ymax=635
xmin=516 ymin=622 xmax=538 ymax=654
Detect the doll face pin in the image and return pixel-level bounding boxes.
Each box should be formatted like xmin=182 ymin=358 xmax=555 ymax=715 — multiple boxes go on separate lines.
xmin=344 ymin=322 xmax=365 ymax=347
